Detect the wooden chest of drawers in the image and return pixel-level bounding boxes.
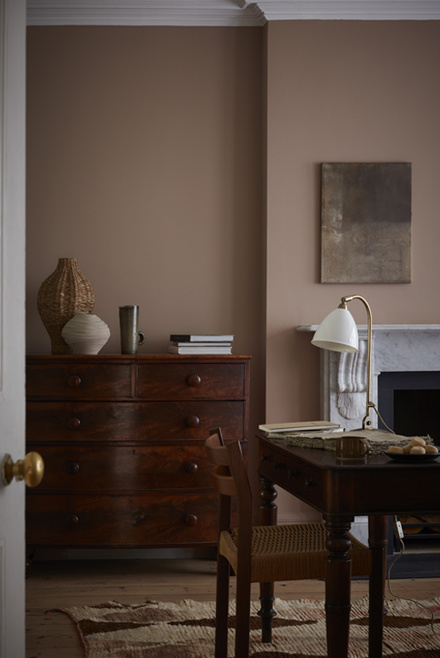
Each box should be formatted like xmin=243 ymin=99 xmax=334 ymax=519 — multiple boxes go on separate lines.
xmin=26 ymin=354 xmax=250 ymax=549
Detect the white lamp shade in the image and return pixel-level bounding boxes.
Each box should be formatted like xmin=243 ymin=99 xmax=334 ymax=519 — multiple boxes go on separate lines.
xmin=311 ymin=307 xmax=359 ymax=353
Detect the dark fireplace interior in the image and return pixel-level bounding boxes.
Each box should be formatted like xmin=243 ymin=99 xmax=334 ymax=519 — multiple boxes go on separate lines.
xmin=378 ymin=371 xmax=440 ymax=578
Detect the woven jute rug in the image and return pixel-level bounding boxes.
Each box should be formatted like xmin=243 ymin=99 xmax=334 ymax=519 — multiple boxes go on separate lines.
xmin=48 ymin=595 xmax=440 ymax=657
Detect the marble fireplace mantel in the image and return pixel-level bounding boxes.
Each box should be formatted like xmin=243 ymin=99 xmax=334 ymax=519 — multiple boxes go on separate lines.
xmin=297 ymin=324 xmax=440 ymax=431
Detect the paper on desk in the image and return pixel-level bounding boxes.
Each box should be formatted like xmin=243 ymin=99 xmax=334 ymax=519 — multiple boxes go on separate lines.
xmin=282 ymin=428 xmax=433 ymax=454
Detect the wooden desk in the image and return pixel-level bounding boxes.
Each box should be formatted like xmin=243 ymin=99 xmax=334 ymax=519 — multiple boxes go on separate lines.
xmin=257 ymin=434 xmax=440 ymax=658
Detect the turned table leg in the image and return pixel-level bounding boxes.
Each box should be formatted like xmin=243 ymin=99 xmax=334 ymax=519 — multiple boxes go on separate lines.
xmin=368 ymin=515 xmax=388 ymax=658
xmin=323 ymin=515 xmax=353 ymax=658
xmin=257 ymin=473 xmax=277 ymax=643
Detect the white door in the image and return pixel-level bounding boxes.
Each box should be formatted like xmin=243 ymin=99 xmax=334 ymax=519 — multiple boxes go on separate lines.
xmin=0 ymin=0 xmax=27 ymax=656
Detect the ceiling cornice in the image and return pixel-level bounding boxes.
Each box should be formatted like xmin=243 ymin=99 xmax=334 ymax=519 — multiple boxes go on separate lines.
xmin=26 ymin=1 xmax=266 ymax=26
xmin=252 ymin=1 xmax=440 ymax=20
xmin=26 ymin=0 xmax=440 ymax=27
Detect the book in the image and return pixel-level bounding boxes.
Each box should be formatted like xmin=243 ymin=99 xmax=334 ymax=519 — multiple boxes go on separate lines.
xmin=171 ymin=341 xmax=232 ymax=347
xmin=259 ymin=420 xmax=342 ymax=434
xmin=168 ymin=345 xmax=232 ymax=355
xmin=170 ymin=334 xmax=234 ymax=343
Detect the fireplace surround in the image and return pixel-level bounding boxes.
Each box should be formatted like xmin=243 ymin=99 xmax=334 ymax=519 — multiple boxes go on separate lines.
xmin=298 ymin=324 xmax=440 ymax=577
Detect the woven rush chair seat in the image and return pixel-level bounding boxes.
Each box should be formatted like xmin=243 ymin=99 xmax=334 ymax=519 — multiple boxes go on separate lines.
xmin=205 ymin=429 xmax=372 ymax=658
xmin=220 ymin=522 xmax=372 ymax=583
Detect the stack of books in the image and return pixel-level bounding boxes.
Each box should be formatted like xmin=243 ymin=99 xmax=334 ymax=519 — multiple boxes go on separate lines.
xmin=259 ymin=420 xmax=343 ymax=438
xmin=259 ymin=420 xmax=345 ymax=451
xmin=168 ymin=334 xmax=234 ymax=355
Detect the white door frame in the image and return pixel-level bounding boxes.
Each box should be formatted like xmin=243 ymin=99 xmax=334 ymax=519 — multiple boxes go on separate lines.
xmin=0 ymin=0 xmax=27 ymax=655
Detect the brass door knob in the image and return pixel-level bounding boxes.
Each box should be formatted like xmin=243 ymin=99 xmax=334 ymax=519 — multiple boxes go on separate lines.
xmin=1 ymin=452 xmax=45 ymax=487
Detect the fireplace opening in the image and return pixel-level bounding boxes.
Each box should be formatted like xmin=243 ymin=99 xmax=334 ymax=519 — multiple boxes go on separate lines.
xmin=378 ymin=371 xmax=440 ymax=441
xmin=378 ymin=371 xmax=440 ymax=578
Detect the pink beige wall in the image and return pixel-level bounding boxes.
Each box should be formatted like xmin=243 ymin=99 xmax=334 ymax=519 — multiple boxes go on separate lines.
xmin=266 ymin=21 xmax=440 ymax=521
xmin=26 ymin=21 xmax=440 ymax=523
xmin=26 ymin=26 xmax=266 ymax=482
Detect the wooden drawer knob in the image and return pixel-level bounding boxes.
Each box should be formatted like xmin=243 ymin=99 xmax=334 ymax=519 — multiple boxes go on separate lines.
xmin=66 ymin=461 xmax=80 ymax=475
xmin=184 ymin=461 xmax=198 ymax=474
xmin=67 ymin=375 xmax=82 ymax=388
xmin=186 ymin=373 xmax=201 ymax=387
xmin=185 ymin=415 xmax=200 ymax=428
xmin=184 ymin=513 xmax=198 ymax=527
xmin=67 ymin=417 xmax=81 ymax=429
xmin=66 ymin=514 xmax=79 ymax=527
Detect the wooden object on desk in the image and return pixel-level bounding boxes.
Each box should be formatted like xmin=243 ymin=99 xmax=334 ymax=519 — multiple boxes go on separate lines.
xmin=25 ymin=354 xmax=250 ymax=552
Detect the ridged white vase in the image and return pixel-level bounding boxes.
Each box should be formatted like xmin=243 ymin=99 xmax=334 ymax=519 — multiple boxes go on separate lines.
xmin=61 ymin=312 xmax=110 ymax=355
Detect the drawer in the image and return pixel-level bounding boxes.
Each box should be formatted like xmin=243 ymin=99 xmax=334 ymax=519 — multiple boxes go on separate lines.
xmin=26 ymin=493 xmax=219 ymax=546
xmin=30 ymin=445 xmax=214 ymax=491
xmin=26 ymin=364 xmax=132 ymax=399
xmin=136 ymin=363 xmax=247 ymax=399
xmin=259 ymin=450 xmax=323 ymax=509
xmin=26 ymin=401 xmax=245 ymax=442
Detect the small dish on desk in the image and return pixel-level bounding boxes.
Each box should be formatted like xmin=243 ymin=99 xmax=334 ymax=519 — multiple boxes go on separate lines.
xmin=385 ymin=449 xmax=440 ymax=463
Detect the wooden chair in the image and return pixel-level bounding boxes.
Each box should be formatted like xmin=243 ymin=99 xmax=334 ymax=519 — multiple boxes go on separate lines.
xmin=205 ymin=429 xmax=372 ymax=658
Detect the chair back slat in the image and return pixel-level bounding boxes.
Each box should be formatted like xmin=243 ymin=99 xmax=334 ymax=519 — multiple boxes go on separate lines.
xmin=205 ymin=433 xmax=237 ymax=496
xmin=205 ymin=435 xmax=230 ymax=467
xmin=205 ymin=431 xmax=253 ymax=519
xmin=213 ymin=466 xmax=237 ymax=497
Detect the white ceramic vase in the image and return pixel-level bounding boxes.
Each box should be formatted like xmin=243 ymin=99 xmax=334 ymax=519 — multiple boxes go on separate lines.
xmin=61 ymin=312 xmax=110 ymax=355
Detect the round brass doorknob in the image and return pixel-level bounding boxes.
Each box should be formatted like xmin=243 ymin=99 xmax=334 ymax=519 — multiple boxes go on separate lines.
xmin=1 ymin=452 xmax=45 ymax=487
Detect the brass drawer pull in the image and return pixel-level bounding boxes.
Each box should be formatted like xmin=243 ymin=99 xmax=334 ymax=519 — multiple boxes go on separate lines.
xmin=67 ymin=417 xmax=81 ymax=429
xmin=186 ymin=374 xmax=201 ymax=387
xmin=185 ymin=415 xmax=200 ymax=428
xmin=184 ymin=513 xmax=198 ymax=527
xmin=184 ymin=461 xmax=198 ymax=474
xmin=66 ymin=461 xmax=80 ymax=475
xmin=67 ymin=375 xmax=82 ymax=388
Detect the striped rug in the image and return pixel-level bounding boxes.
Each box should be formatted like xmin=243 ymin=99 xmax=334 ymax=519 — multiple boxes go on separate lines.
xmin=49 ymin=595 xmax=440 ymax=657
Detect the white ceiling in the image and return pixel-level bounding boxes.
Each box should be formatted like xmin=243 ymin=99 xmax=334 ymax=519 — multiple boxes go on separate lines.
xmin=27 ymin=0 xmax=440 ymax=26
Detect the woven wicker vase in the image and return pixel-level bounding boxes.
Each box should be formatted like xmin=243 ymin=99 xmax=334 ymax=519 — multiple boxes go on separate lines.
xmin=37 ymin=258 xmax=95 ymax=354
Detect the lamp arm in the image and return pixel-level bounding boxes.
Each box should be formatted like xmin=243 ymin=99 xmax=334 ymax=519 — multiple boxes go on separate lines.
xmin=339 ymin=295 xmax=374 ymax=429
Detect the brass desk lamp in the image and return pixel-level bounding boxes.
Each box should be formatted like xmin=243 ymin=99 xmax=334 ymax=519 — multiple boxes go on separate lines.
xmin=312 ymin=294 xmax=376 ymax=430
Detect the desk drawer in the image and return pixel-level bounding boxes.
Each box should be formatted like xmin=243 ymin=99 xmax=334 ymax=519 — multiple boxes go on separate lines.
xmin=26 ymin=364 xmax=132 ymax=399
xmin=26 ymin=401 xmax=245 ymax=442
xmin=31 ymin=445 xmax=214 ymax=491
xmin=26 ymin=493 xmax=219 ymax=546
xmin=259 ymin=450 xmax=323 ymax=508
xmin=136 ymin=363 xmax=247 ymax=399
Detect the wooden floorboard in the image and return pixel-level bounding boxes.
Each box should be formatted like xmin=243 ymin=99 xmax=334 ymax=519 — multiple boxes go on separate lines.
xmin=26 ymin=558 xmax=440 ymax=658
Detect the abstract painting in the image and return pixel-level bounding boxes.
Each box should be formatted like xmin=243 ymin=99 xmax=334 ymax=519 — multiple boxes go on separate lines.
xmin=320 ymin=162 xmax=411 ymax=283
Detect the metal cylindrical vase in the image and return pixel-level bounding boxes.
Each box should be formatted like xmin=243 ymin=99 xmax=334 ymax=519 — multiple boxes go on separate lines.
xmin=119 ymin=305 xmax=145 ymax=354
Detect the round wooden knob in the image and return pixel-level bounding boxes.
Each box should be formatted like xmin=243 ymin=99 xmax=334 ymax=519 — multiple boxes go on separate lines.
xmin=66 ymin=461 xmax=80 ymax=475
xmin=184 ymin=461 xmax=198 ymax=474
xmin=185 ymin=415 xmax=200 ymax=428
xmin=67 ymin=375 xmax=82 ymax=387
xmin=184 ymin=514 xmax=198 ymax=527
xmin=186 ymin=374 xmax=201 ymax=387
xmin=66 ymin=514 xmax=79 ymax=527
xmin=67 ymin=417 xmax=81 ymax=429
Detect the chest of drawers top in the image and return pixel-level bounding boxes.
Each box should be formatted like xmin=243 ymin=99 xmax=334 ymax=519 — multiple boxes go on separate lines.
xmin=26 ymin=354 xmax=251 ymax=401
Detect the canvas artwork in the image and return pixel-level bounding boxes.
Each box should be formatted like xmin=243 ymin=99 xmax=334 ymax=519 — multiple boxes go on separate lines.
xmin=320 ymin=162 xmax=412 ymax=283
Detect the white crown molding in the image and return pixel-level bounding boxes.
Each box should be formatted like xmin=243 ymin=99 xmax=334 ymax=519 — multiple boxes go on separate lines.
xmin=26 ymin=0 xmax=440 ymax=26
xmin=26 ymin=1 xmax=266 ymax=26
xmin=253 ymin=1 xmax=440 ymax=20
